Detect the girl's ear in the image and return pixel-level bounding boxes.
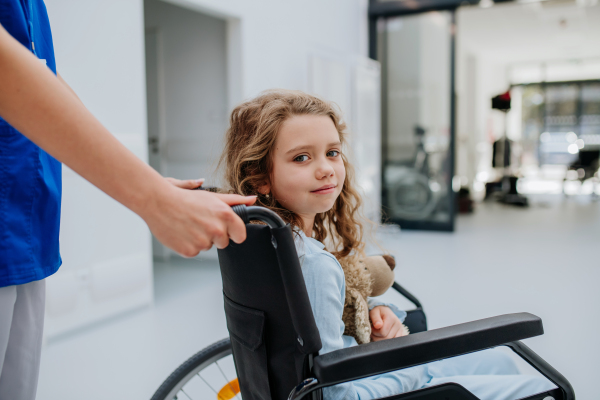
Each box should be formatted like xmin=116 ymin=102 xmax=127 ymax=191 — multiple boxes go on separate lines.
xmin=258 ymin=182 xmax=271 ymax=195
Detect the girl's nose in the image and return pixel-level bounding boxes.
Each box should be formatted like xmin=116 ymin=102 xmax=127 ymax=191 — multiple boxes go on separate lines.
xmin=315 ymin=160 xmax=335 ymax=179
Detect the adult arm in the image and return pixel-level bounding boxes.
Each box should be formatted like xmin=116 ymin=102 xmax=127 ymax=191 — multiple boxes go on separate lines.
xmin=56 ymin=72 xmax=80 ymax=100
xmin=0 ymin=24 xmax=254 ymax=256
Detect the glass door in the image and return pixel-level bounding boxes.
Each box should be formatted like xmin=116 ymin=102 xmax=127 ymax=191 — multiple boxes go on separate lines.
xmin=377 ymin=11 xmax=456 ymax=231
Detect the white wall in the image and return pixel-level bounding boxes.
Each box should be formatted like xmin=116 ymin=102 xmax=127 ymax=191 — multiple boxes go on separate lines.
xmin=145 ymin=0 xmax=228 ymax=182
xmin=351 ymin=58 xmax=383 ymax=222
xmin=44 ymin=0 xmax=153 ymax=338
xmin=144 ymin=0 xmax=229 ymax=258
xmin=162 ymin=0 xmax=368 ymax=99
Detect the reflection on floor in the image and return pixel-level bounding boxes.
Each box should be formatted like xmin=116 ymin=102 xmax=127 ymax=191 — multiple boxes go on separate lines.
xmin=37 ymin=195 xmax=599 ymax=400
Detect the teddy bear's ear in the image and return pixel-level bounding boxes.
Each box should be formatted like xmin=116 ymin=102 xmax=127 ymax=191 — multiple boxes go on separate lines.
xmin=382 ymin=254 xmax=396 ymax=271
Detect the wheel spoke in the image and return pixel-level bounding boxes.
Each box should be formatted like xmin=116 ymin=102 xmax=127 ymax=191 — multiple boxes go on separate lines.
xmin=179 ymin=388 xmax=193 ymax=400
xmin=152 ymin=339 xmax=234 ymax=400
xmin=216 ymin=360 xmax=241 ymax=400
xmin=197 ymin=372 xmax=219 ymax=396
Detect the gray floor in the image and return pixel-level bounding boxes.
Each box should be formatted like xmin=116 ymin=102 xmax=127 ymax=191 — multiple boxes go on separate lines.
xmin=37 ymin=195 xmax=599 ymax=400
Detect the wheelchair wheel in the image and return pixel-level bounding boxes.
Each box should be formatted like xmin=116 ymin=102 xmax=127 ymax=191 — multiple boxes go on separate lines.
xmin=151 ymin=338 xmax=241 ymax=400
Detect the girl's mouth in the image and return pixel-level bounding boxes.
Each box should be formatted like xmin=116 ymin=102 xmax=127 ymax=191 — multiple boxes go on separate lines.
xmin=311 ymin=185 xmax=337 ymax=194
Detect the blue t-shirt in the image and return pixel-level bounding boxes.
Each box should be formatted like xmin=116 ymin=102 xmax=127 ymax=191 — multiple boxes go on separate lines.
xmin=0 ymin=0 xmax=62 ymax=287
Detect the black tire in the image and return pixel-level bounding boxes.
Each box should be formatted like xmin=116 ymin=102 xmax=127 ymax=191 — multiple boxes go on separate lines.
xmin=150 ymin=338 xmax=233 ymax=400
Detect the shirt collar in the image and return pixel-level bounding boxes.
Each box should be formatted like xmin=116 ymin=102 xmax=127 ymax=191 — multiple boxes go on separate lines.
xmin=296 ymin=229 xmax=326 ymax=250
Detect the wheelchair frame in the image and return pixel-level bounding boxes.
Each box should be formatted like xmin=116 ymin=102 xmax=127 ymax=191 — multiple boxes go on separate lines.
xmin=209 ymin=205 xmax=576 ymax=400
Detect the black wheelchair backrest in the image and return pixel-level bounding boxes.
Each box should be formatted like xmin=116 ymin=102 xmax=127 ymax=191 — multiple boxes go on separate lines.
xmin=217 ymin=208 xmax=322 ymax=400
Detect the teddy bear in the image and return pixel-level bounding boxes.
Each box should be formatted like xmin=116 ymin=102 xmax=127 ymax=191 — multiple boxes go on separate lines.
xmin=341 ymin=254 xmax=409 ymax=344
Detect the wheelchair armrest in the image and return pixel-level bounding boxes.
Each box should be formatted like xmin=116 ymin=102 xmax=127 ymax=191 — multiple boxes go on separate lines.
xmin=313 ymin=312 xmax=543 ymax=386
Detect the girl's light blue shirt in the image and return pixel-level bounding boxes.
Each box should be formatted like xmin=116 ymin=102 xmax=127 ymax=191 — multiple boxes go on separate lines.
xmin=293 ymin=231 xmax=555 ymax=400
xmin=294 ymin=231 xmax=431 ymax=400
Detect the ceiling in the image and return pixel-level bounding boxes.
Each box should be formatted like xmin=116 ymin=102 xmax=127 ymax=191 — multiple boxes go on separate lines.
xmin=457 ymin=0 xmax=600 ymax=65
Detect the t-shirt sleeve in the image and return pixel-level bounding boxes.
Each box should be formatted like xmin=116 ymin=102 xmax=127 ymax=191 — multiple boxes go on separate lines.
xmin=301 ymin=252 xmax=348 ymax=355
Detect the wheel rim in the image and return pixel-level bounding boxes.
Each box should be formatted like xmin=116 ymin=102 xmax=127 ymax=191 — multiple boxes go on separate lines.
xmin=157 ymin=340 xmax=241 ymax=400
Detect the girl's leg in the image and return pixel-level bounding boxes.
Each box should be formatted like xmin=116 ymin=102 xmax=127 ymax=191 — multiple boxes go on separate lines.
xmin=425 ymin=374 xmax=556 ymax=400
xmin=352 ymin=364 xmax=431 ymax=400
xmin=427 ymin=348 xmax=521 ymax=378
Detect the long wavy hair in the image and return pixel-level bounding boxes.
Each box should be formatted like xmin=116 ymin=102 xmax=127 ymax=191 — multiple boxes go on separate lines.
xmin=218 ymin=89 xmax=366 ymax=262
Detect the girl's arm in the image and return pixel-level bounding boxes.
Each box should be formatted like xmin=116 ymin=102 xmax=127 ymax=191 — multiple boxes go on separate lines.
xmin=301 ymin=252 xmax=358 ymax=400
xmin=0 ymin=24 xmax=255 ymax=256
xmin=301 ymin=252 xmax=429 ymax=400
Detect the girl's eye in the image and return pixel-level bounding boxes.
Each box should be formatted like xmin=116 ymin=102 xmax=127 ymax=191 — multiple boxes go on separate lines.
xmin=327 ymin=150 xmax=340 ymax=157
xmin=294 ymin=155 xmax=309 ymax=162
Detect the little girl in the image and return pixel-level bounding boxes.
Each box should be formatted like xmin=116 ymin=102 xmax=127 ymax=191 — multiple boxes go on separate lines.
xmin=219 ymin=89 xmax=555 ymax=400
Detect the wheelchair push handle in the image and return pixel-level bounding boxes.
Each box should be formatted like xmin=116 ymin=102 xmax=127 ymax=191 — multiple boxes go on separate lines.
xmin=193 ymin=186 xmax=286 ymax=229
xmin=231 ymin=204 xmax=286 ymax=229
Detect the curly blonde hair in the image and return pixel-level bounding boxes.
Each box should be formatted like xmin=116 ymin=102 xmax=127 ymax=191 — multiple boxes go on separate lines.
xmin=218 ymin=89 xmax=366 ymax=261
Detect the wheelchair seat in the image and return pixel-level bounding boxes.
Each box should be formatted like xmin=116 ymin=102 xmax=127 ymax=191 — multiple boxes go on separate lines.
xmin=150 ymin=205 xmax=575 ymax=400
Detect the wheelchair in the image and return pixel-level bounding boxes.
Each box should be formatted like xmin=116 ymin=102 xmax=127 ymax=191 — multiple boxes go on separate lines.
xmin=151 ymin=206 xmax=575 ymax=400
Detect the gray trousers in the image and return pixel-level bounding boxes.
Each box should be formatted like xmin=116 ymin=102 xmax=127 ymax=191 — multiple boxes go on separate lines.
xmin=0 ymin=280 xmax=45 ymax=400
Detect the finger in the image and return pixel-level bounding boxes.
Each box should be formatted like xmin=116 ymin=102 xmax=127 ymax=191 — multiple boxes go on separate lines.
xmin=212 ymin=229 xmax=230 ymax=249
xmin=395 ymin=327 xmax=407 ymax=338
xmin=386 ymin=320 xmax=402 ymax=339
xmin=179 ymin=178 xmax=204 ymax=189
xmin=242 ymin=195 xmax=257 ymax=205
xmin=188 ymin=178 xmax=205 ymax=189
xmin=379 ymin=315 xmax=396 ymax=338
xmin=209 ymin=220 xmax=231 ymax=249
xmin=215 ymin=193 xmax=257 ymax=206
xmin=371 ymin=334 xmax=384 ymax=342
xmin=370 ymin=308 xmax=384 ymax=330
xmin=222 ymin=207 xmax=248 ymax=244
xmin=379 ymin=324 xmax=392 ymax=338
xmin=370 ymin=327 xmax=384 ymax=337
xmin=166 ymin=177 xmax=205 ymax=189
xmin=177 ymin=242 xmax=205 ymax=258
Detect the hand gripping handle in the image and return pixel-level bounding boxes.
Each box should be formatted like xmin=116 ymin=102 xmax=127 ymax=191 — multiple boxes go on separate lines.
xmin=193 ymin=186 xmax=285 ymax=228
xmin=231 ymin=205 xmax=250 ymax=225
xmin=231 ymin=205 xmax=286 ymax=229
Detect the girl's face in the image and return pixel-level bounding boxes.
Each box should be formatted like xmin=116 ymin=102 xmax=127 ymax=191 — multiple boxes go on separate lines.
xmin=262 ymin=115 xmax=346 ymax=234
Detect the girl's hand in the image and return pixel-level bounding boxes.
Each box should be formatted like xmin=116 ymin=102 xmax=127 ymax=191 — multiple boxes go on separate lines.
xmin=370 ymin=306 xmax=408 ymax=342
